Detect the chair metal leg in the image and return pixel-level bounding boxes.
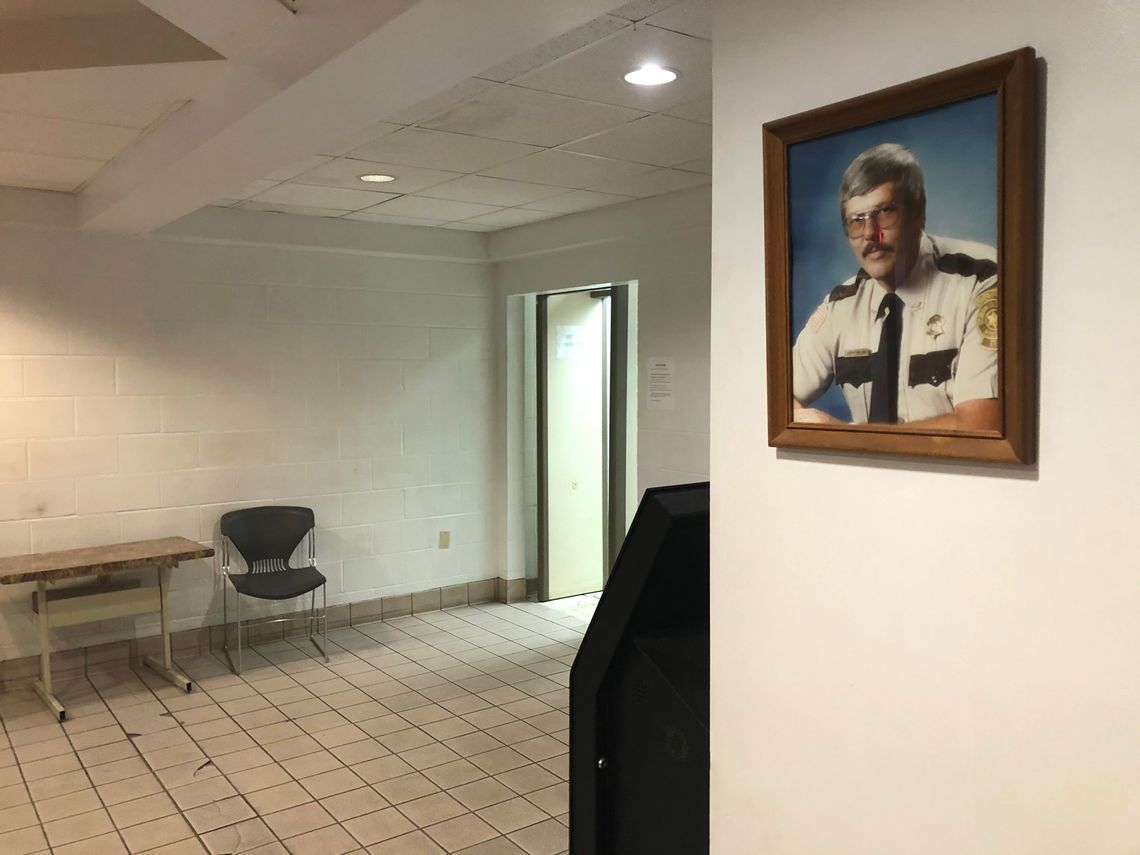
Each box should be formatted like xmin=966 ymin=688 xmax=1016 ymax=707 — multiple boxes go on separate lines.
xmin=223 ymin=583 xmax=241 ymax=674
xmin=235 ymin=590 xmax=242 ymax=675
xmin=310 ymin=584 xmax=329 ymax=663
xmin=223 ymin=579 xmax=228 ymax=660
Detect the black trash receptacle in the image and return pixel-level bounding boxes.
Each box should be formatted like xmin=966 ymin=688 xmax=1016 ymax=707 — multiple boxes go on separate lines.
xmin=569 ymin=482 xmax=709 ymax=855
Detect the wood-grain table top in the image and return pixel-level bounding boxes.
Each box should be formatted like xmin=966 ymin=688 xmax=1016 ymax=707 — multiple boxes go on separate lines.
xmin=0 ymin=537 xmax=215 ymax=585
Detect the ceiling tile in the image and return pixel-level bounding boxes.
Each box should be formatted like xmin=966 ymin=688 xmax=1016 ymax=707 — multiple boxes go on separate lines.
xmin=0 ymin=150 xmax=102 ymax=191
xmin=479 ymin=149 xmax=653 ymax=189
xmin=611 ymin=0 xmax=683 ymax=22
xmin=419 ymin=85 xmax=644 ymax=147
xmin=589 ymin=166 xmax=709 ymax=198
xmin=663 ymin=94 xmax=711 ymax=124
xmin=347 ymin=127 xmax=541 ymax=173
xmin=521 ymin=189 xmax=634 ymax=214
xmin=317 ymin=121 xmax=403 ymax=158
xmin=0 ymin=0 xmax=141 ymax=23
xmin=417 ymin=175 xmax=565 ymax=207
xmin=292 ymin=157 xmax=461 ymax=195
xmin=512 ymin=25 xmax=710 ymax=113
xmin=440 ymin=221 xmax=497 ymax=232
xmin=264 ymin=156 xmax=332 ymax=182
xmin=230 ymin=178 xmax=279 ymax=199
xmin=237 ymin=201 xmax=351 ymax=218
xmin=564 ymin=114 xmax=709 ymax=167
xmin=343 ymin=211 xmax=449 ymax=227
xmin=459 ymin=208 xmax=558 ymax=228
xmin=0 ymin=112 xmax=138 ymax=161
xmin=250 ymin=182 xmax=398 ymax=211
xmin=380 ymin=78 xmax=496 ymax=126
xmin=645 ymin=0 xmax=711 ymax=39
xmin=0 ymin=1 xmax=222 ymax=74
xmin=476 ymin=14 xmax=630 ymax=82
xmin=0 ymin=64 xmax=211 ymax=128
xmin=673 ymin=154 xmax=711 ymax=174
xmin=363 ymin=195 xmax=503 ymax=222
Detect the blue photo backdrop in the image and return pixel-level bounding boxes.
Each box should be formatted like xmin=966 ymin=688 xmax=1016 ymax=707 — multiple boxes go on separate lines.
xmin=787 ymin=93 xmax=998 ymax=420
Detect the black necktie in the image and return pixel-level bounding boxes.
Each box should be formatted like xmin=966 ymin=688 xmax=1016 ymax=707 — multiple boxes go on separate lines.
xmin=868 ymin=293 xmax=903 ymax=423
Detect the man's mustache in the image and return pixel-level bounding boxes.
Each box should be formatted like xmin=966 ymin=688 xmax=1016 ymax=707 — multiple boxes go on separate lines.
xmin=863 ymin=241 xmax=895 ymax=257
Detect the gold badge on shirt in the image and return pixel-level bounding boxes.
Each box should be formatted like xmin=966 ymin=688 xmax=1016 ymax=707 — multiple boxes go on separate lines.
xmin=975 ymin=290 xmax=999 ymax=350
xmin=926 ymin=314 xmax=944 ymax=341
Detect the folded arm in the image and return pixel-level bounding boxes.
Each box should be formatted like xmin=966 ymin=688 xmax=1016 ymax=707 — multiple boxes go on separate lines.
xmin=900 ymin=397 xmax=1000 ymax=432
xmin=793 ymin=399 xmax=845 ymax=425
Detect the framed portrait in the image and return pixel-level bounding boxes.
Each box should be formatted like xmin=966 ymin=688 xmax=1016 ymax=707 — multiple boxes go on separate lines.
xmin=764 ymin=48 xmax=1039 ymax=464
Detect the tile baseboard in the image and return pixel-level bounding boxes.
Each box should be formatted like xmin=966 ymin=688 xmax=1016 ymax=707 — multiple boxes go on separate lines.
xmin=496 ymin=576 xmax=527 ymax=604
xmin=0 ymin=576 xmax=501 ymax=690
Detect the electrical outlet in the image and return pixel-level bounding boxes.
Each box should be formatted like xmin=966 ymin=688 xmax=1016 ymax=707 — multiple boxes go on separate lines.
xmin=438 ymin=530 xmax=450 ymax=549
xmin=571 ymin=480 xmax=579 ymax=490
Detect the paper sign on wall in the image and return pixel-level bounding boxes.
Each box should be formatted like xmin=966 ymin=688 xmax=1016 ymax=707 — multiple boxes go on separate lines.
xmin=647 ymin=357 xmax=675 ymax=411
xmin=556 ymin=325 xmax=582 ymax=359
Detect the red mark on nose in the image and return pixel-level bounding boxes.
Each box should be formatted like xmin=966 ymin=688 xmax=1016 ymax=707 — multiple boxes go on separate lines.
xmin=876 ymin=229 xmax=884 ymax=243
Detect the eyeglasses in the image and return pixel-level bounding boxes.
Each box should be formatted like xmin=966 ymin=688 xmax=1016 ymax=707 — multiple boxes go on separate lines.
xmin=843 ymin=202 xmax=901 ymax=238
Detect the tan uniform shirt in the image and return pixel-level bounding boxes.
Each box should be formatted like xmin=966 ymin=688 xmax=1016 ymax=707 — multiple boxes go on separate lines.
xmin=793 ymin=234 xmax=998 ymax=424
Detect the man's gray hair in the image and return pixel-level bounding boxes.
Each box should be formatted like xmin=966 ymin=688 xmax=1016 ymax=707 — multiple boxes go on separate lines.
xmin=838 ymin=143 xmax=925 ymax=222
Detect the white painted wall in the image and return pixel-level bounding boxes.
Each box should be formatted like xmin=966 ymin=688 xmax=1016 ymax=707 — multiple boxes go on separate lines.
xmin=494 ymin=188 xmax=710 ymax=592
xmin=493 ymin=186 xmax=711 ymax=505
xmin=0 ymin=186 xmax=712 ymax=658
xmin=711 ymin=1 xmax=1140 ymax=853
xmin=0 ymin=215 xmax=496 ymax=660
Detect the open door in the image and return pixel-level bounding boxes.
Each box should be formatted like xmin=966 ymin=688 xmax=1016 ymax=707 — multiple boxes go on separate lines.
xmin=538 ymin=287 xmax=629 ymax=601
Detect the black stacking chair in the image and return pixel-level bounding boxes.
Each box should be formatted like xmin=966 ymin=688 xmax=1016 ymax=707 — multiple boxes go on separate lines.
xmin=220 ymin=506 xmax=328 ymax=674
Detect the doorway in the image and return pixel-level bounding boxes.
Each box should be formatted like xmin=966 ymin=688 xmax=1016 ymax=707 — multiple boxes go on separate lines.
xmin=536 ymin=285 xmax=633 ymax=601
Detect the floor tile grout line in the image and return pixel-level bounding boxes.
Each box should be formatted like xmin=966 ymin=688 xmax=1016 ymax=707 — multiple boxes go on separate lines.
xmin=147 ymin=679 xmax=332 ymax=853
xmin=0 ymin=597 xmax=581 ymax=855
xmin=0 ymin=702 xmax=50 ymax=849
xmin=184 ymin=650 xmax=380 ymax=847
xmin=272 ymin=626 xmax=562 ymax=746
xmin=3 ymin=680 xmax=140 ymax=854
xmin=187 ymin=670 xmax=518 ymax=850
xmin=192 ymin=639 xmax=530 ymax=850
xmin=193 ymin=605 xmax=571 ymax=849
xmin=296 ymin=607 xmax=577 ymax=703
xmin=87 ymin=668 xmax=293 ymax=855
xmin=138 ymin=621 xmax=568 ymax=792
xmin=254 ymin=608 xmax=573 ymax=845
xmin=190 ymin=639 xmax=498 ymax=848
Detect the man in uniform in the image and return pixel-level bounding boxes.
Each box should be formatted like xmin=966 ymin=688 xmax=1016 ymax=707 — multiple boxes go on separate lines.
xmin=792 ymin=143 xmax=1000 ymax=430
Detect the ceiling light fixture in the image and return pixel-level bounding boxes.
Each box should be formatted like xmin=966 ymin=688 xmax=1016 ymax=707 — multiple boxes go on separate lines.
xmin=359 ymin=173 xmax=396 ymax=183
xmin=624 ymin=64 xmax=678 ymax=86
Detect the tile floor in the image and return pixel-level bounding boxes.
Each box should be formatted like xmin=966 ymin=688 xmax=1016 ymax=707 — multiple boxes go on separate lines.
xmin=0 ymin=595 xmax=600 ymax=855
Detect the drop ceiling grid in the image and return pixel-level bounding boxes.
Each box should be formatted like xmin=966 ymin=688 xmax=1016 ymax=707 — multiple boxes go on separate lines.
xmin=0 ymin=61 xmax=219 ymax=193
xmin=227 ymin=2 xmax=711 ymax=231
xmin=0 ymin=110 xmax=147 ymax=193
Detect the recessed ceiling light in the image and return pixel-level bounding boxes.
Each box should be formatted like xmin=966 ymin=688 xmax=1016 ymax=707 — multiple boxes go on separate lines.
xmin=623 ymin=64 xmax=678 ymax=86
xmin=359 ymin=173 xmax=396 ymax=183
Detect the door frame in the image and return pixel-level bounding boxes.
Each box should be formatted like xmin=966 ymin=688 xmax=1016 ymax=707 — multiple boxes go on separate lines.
xmin=537 ymin=285 xmax=629 ymax=602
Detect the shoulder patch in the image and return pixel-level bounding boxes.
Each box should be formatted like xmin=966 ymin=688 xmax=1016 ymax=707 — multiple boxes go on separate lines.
xmin=934 ymin=252 xmax=997 ymax=281
xmin=829 ymin=282 xmax=858 ymax=302
xmin=975 ymin=288 xmax=999 ymax=350
xmin=806 ymin=301 xmax=828 ymax=333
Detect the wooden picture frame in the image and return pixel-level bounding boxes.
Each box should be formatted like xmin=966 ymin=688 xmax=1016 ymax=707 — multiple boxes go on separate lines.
xmin=764 ymin=48 xmax=1038 ymax=464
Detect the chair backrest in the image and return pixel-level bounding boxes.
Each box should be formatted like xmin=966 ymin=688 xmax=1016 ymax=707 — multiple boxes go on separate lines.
xmin=221 ymin=506 xmax=314 ymax=573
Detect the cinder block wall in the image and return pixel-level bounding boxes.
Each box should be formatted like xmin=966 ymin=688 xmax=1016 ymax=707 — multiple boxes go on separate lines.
xmin=0 ymin=224 xmax=496 ymax=661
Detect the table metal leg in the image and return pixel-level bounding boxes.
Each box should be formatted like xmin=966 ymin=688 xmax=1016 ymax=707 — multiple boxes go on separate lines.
xmin=143 ymin=565 xmax=192 ymax=693
xmin=32 ymin=580 xmax=65 ymax=721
